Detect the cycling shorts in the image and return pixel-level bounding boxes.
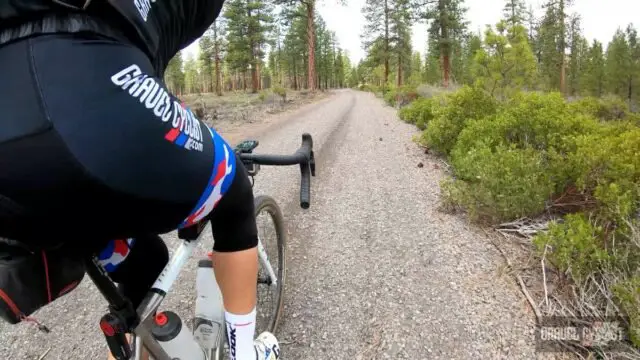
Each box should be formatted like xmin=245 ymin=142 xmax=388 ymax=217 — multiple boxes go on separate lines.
xmin=0 ymin=32 xmax=258 ymax=253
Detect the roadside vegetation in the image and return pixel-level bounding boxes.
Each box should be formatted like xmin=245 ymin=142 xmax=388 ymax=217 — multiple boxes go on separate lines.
xmin=356 ymin=0 xmax=640 ymax=356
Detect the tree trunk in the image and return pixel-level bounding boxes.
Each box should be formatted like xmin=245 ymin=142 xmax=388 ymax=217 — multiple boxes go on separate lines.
xmin=439 ymin=0 xmax=450 ymax=88
xmin=303 ymin=55 xmax=308 ymax=89
xmin=306 ymin=1 xmax=316 ymax=91
xmin=559 ymin=0 xmax=567 ymax=94
xmin=384 ymin=0 xmax=390 ymax=92
xmin=233 ymin=71 xmax=237 ymax=91
xmin=292 ymin=58 xmax=298 ymax=90
xmin=397 ymin=56 xmax=402 ymax=87
xmin=628 ymin=75 xmax=633 ymax=107
xmin=213 ymin=22 xmax=222 ymax=96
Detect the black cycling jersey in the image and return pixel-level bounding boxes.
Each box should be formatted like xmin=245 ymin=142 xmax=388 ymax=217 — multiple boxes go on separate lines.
xmin=0 ymin=0 xmax=255 ymax=315
xmin=0 ymin=0 xmax=224 ymax=74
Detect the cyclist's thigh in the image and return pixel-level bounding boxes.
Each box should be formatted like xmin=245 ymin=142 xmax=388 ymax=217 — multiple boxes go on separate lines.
xmin=208 ymin=153 xmax=259 ymax=253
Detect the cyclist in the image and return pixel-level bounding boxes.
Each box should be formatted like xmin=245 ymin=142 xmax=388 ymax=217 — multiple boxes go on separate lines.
xmin=0 ymin=1 xmax=279 ymax=359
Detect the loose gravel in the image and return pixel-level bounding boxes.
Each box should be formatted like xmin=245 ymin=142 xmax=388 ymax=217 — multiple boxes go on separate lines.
xmin=0 ymin=90 xmax=539 ymax=360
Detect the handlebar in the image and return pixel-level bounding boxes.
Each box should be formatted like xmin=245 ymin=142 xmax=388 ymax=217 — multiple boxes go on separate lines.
xmin=239 ymin=133 xmax=316 ymax=209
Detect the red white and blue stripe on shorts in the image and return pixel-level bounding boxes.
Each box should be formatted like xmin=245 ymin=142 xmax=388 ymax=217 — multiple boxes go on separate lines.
xmin=97 ymin=128 xmax=235 ymax=272
xmin=97 ymin=238 xmax=135 ymax=273
xmin=179 ymin=127 xmax=236 ymax=229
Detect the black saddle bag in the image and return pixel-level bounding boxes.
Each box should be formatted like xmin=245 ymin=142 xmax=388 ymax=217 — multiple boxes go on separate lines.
xmin=0 ymin=239 xmax=85 ymax=324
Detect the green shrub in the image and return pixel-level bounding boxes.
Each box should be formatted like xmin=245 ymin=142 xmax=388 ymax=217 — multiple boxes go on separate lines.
xmin=421 ymin=86 xmax=498 ymax=156
xmin=384 ymin=85 xmax=420 ymax=107
xmin=399 ymin=97 xmax=441 ymax=130
xmin=258 ymin=90 xmax=268 ymax=102
xmin=533 ymin=213 xmax=610 ymax=285
xmin=272 ymin=86 xmax=287 ymax=102
xmin=443 ymin=144 xmax=554 ymax=223
xmin=569 ymin=95 xmax=632 ymax=121
xmin=453 ymin=92 xmax=593 ymax=152
xmin=612 ymin=276 xmax=640 ymax=347
xmin=570 ymin=128 xmax=640 ymax=196
xmin=451 ymin=91 xmax=601 ymax=192
xmin=358 ymin=84 xmax=380 ymax=93
xmin=384 ymin=90 xmax=397 ymax=106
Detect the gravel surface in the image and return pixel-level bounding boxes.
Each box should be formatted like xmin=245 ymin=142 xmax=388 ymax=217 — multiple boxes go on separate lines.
xmin=0 ymin=90 xmax=539 ymax=359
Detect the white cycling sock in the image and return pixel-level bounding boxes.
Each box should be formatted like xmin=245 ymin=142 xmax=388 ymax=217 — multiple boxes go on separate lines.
xmin=225 ymin=308 xmax=257 ymax=360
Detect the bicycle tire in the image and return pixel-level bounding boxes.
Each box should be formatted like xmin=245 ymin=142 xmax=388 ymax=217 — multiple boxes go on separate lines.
xmin=254 ymin=195 xmax=286 ymax=334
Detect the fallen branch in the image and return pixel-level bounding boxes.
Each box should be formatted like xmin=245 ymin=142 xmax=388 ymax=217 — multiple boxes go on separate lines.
xmin=496 ymin=217 xmax=553 ymax=239
xmin=38 ymin=348 xmax=51 ymax=360
xmin=541 ymin=245 xmax=550 ymax=309
xmin=484 ymin=229 xmax=542 ymax=322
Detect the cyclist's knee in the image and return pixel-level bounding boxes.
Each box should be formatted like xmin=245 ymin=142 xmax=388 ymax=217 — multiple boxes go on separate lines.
xmin=100 ymin=235 xmax=168 ymax=308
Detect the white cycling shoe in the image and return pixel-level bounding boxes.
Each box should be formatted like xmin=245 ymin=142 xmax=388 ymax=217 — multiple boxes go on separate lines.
xmin=254 ymin=332 xmax=281 ymax=360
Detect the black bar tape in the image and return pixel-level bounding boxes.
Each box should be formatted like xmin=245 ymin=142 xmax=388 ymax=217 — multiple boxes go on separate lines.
xmin=300 ymin=164 xmax=311 ymax=209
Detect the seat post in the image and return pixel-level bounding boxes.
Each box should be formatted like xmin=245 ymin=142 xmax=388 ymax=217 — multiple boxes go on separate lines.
xmin=84 ymin=257 xmax=129 ymax=309
xmin=84 ymin=257 xmax=138 ymax=328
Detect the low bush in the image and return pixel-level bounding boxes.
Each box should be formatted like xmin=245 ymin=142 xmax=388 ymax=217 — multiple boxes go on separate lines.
xmin=398 ymin=97 xmax=442 ymax=130
xmin=258 ymin=90 xmax=268 ymax=102
xmin=533 ymin=213 xmax=611 ymax=285
xmin=444 ymin=144 xmax=554 ymax=223
xmin=384 ymin=85 xmax=420 ymax=107
xmin=612 ymin=276 xmax=640 ymax=347
xmin=358 ymin=83 xmax=381 ymax=94
xmin=272 ymin=86 xmax=287 ymax=102
xmin=420 ymin=85 xmax=498 ymax=156
xmin=569 ymin=95 xmax=633 ymax=121
xmin=398 ymin=86 xmax=640 ymax=347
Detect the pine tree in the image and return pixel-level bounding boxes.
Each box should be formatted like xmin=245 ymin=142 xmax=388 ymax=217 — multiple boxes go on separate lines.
xmin=525 ymin=4 xmax=540 ymax=63
xmin=199 ymin=35 xmax=214 ymax=93
xmin=539 ymin=0 xmax=573 ymax=94
xmin=473 ymin=21 xmax=537 ymax=96
xmin=184 ymin=55 xmax=199 ymax=94
xmin=605 ymin=29 xmax=631 ymax=98
xmin=566 ymin=14 xmax=588 ymax=96
xmin=580 ymin=40 xmax=606 ymax=97
xmin=210 ymin=17 xmax=228 ymax=96
xmin=625 ymin=24 xmax=640 ymax=105
xmin=461 ymin=32 xmax=482 ymax=85
xmin=224 ymin=0 xmax=273 ymax=93
xmin=414 ymin=0 xmax=469 ymax=88
xmin=408 ymin=51 xmax=423 ymax=85
xmin=389 ymin=0 xmax=412 ymax=87
xmin=281 ymin=11 xmax=308 ymax=89
xmin=503 ymin=0 xmax=527 ymax=28
xmin=275 ymin=1 xmax=345 ymax=91
xmin=537 ymin=3 xmax=561 ymax=91
xmin=164 ymin=51 xmax=185 ymax=95
xmin=362 ymin=0 xmax=392 ymax=92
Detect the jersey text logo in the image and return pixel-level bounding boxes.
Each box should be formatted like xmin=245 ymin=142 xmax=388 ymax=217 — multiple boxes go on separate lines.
xmin=111 ymin=64 xmax=204 ymax=152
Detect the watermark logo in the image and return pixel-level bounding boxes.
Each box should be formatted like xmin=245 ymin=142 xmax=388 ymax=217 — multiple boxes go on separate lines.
xmin=536 ymin=316 xmax=631 ymax=353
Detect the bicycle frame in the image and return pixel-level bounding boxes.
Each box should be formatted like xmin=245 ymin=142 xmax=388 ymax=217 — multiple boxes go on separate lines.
xmin=88 ymin=224 xmax=279 ymax=360
xmin=130 ymin=236 xmax=201 ymax=360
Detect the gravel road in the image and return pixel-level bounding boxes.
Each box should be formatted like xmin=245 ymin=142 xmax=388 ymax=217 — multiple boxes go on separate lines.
xmin=0 ymin=90 xmax=538 ymax=359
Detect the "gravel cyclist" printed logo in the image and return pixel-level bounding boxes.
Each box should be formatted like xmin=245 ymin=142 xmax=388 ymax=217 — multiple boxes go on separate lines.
xmin=111 ymin=64 xmax=204 ymax=152
xmin=134 ymin=0 xmax=155 ymax=21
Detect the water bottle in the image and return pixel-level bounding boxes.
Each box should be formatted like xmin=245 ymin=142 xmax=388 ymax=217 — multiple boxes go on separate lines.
xmin=193 ymin=259 xmax=226 ymax=352
xmin=151 ymin=311 xmax=206 ymax=360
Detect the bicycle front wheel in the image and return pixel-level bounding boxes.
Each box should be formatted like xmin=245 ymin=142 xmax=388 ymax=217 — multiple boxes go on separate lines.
xmin=254 ymin=195 xmax=286 ymax=334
